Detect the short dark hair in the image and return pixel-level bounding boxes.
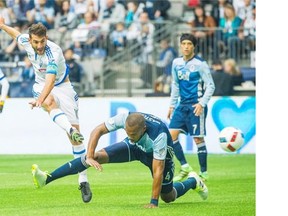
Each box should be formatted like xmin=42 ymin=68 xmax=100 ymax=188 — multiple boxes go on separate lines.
xmin=180 ymin=33 xmax=197 ymax=47
xmin=28 ymin=23 xmax=47 ymax=38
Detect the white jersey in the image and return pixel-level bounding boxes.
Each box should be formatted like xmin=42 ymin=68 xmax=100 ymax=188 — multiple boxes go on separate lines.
xmin=16 ymin=34 xmax=68 ymax=86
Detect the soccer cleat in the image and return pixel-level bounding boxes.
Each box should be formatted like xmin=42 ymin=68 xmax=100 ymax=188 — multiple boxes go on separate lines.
xmin=188 ymin=171 xmax=208 ymax=200
xmin=70 ymin=127 xmax=84 ymax=143
xmin=173 ymin=165 xmax=193 ymax=182
xmin=79 ymin=182 xmax=92 ymax=203
xmin=199 ymin=171 xmax=209 ymax=182
xmin=31 ymin=164 xmax=50 ymax=188
xmin=0 ymin=100 xmax=4 ymax=113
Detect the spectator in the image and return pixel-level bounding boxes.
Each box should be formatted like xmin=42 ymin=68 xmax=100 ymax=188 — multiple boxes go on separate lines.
xmin=26 ymin=0 xmax=55 ymax=29
xmin=154 ymin=39 xmax=177 ymax=94
xmin=219 ymin=3 xmax=242 ymax=59
xmin=143 ymin=0 xmax=171 ymax=21
xmin=110 ymin=22 xmax=127 ymax=51
xmin=55 ymin=0 xmax=78 ymax=32
xmin=97 ymin=0 xmax=126 ymax=31
xmin=3 ymin=24 xmax=26 ymax=61
xmin=71 ymin=11 xmax=101 ymax=57
xmin=64 ymin=48 xmax=83 ymax=88
xmin=190 ymin=5 xmax=216 ymax=59
xmin=211 ymin=59 xmax=234 ymax=96
xmin=0 ymin=0 xmax=12 ymax=25
xmin=236 ymin=0 xmax=253 ymax=20
xmin=127 ymin=11 xmax=155 ymax=88
xmin=18 ymin=56 xmax=34 ymax=97
xmin=72 ymin=0 xmax=89 ymax=19
xmin=238 ymin=3 xmax=255 ymax=51
xmin=6 ymin=0 xmax=29 ymax=28
xmin=211 ymin=0 xmax=229 ymax=25
xmin=223 ymin=58 xmax=243 ymax=86
xmin=125 ymin=0 xmax=145 ymax=26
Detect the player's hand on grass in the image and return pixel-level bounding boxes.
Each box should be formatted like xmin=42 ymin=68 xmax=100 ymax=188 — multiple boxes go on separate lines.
xmin=29 ymin=100 xmax=42 ymax=109
xmin=167 ymin=107 xmax=174 ymax=119
xmin=193 ymin=103 xmax=203 ymax=116
xmin=144 ymin=203 xmax=158 ymax=209
xmin=86 ymin=157 xmax=103 ymax=171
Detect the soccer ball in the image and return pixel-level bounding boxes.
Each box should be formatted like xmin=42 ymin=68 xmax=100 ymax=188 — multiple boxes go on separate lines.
xmin=218 ymin=127 xmax=244 ymax=152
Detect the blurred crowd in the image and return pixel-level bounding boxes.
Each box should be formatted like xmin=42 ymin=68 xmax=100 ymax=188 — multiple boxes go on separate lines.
xmin=0 ymin=0 xmax=256 ymax=96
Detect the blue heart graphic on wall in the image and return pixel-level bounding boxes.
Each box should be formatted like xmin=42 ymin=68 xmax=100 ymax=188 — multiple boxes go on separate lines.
xmin=211 ymin=97 xmax=256 ymax=152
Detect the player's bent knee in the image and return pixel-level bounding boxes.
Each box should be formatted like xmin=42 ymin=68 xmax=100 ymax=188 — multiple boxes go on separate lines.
xmin=194 ymin=137 xmax=204 ymax=144
xmin=160 ymin=193 xmax=176 ymax=203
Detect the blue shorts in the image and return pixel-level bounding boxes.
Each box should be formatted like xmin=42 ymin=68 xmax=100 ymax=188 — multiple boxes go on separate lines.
xmin=169 ymin=104 xmax=207 ymax=137
xmin=104 ymin=140 xmax=175 ymax=194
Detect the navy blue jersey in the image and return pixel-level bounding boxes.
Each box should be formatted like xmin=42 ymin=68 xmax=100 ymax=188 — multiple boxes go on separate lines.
xmin=170 ymin=55 xmax=215 ymax=107
xmin=105 ymin=112 xmax=174 ymax=160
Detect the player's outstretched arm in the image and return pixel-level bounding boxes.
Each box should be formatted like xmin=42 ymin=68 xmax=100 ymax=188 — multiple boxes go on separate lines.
xmin=0 ymin=16 xmax=21 ymax=39
xmin=144 ymin=159 xmax=165 ymax=208
xmin=86 ymin=123 xmax=109 ymax=170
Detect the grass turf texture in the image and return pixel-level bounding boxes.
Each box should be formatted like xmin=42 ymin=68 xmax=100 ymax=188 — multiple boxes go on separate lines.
xmin=0 ymin=154 xmax=255 ymax=216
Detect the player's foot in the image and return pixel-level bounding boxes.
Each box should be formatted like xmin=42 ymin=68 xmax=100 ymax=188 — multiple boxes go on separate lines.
xmin=31 ymin=164 xmax=50 ymax=188
xmin=188 ymin=171 xmax=208 ymax=200
xmin=199 ymin=171 xmax=209 ymax=182
xmin=173 ymin=165 xmax=193 ymax=182
xmin=79 ymin=182 xmax=92 ymax=203
xmin=0 ymin=100 xmax=4 ymax=113
xmin=70 ymin=127 xmax=84 ymax=143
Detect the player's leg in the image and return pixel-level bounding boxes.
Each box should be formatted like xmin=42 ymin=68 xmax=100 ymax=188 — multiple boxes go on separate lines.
xmin=169 ymin=106 xmax=193 ymax=182
xmin=191 ymin=106 xmax=208 ymax=181
xmin=160 ymin=161 xmax=208 ymax=203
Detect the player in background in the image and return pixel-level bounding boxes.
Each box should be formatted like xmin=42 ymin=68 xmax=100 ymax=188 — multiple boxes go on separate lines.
xmin=0 ymin=17 xmax=92 ymax=202
xmin=167 ymin=34 xmax=215 ymax=182
xmin=0 ymin=67 xmax=10 ymax=113
xmin=31 ymin=112 xmax=208 ymax=208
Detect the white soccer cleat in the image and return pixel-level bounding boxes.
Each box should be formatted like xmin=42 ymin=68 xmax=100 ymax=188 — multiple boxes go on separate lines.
xmin=188 ymin=171 xmax=208 ymax=200
xmin=31 ymin=164 xmax=49 ymax=188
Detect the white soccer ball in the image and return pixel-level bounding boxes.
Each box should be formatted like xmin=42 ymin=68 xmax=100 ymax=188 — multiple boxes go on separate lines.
xmin=218 ymin=127 xmax=245 ymax=152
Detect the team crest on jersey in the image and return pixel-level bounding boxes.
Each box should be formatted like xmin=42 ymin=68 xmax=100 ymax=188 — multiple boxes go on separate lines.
xmin=189 ymin=64 xmax=195 ymax=71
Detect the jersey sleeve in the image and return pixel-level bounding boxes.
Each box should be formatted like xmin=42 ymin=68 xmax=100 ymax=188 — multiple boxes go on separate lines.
xmin=104 ymin=112 xmax=129 ymax=132
xmin=46 ymin=47 xmax=60 ymax=75
xmin=169 ymin=60 xmax=179 ymax=107
xmin=16 ymin=34 xmax=30 ymax=49
xmin=153 ymin=132 xmax=168 ymax=160
xmin=198 ymin=61 xmax=215 ymax=107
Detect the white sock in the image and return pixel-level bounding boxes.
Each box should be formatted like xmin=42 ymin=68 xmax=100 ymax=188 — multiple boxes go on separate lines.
xmin=50 ymin=109 xmax=72 ymax=133
xmin=73 ymin=144 xmax=88 ymax=183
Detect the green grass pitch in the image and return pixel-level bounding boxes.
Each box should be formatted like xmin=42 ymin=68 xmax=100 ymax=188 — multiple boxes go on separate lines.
xmin=0 ymin=154 xmax=255 ymax=216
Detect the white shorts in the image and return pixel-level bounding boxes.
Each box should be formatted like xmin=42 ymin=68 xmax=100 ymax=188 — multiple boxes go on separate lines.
xmin=33 ymin=82 xmax=79 ymax=125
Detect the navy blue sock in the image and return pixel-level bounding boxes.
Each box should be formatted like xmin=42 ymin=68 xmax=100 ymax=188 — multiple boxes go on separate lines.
xmin=46 ymin=157 xmax=89 ymax=184
xmin=173 ymin=140 xmax=187 ymax=165
xmin=173 ymin=177 xmax=196 ymax=198
xmin=197 ymin=142 xmax=207 ymax=172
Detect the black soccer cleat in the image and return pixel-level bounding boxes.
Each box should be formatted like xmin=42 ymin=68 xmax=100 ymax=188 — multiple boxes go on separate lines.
xmin=79 ymin=182 xmax=92 ymax=203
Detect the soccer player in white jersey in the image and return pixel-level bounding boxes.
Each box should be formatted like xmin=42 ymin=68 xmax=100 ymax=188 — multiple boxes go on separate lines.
xmin=167 ymin=34 xmax=215 ymax=182
xmin=0 ymin=68 xmax=10 ymax=113
xmin=0 ymin=17 xmax=92 ymax=202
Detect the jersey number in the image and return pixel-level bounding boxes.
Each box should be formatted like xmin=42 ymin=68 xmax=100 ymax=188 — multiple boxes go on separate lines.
xmin=193 ymin=124 xmax=197 ymax=134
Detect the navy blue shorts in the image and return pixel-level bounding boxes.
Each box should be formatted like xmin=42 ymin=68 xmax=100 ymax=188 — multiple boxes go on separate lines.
xmin=104 ymin=140 xmax=175 ymax=194
xmin=169 ymin=104 xmax=207 ymax=136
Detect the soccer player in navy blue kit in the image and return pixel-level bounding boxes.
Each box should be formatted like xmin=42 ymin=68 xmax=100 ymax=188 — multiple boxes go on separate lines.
xmin=167 ymin=34 xmax=215 ymax=182
xmin=32 ymin=112 xmax=208 ymax=208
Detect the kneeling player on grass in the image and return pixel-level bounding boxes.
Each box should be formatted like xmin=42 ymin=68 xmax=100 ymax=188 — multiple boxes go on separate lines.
xmin=32 ymin=112 xmax=208 ymax=208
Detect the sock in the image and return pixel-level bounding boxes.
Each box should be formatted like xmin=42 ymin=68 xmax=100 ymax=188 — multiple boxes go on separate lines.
xmin=173 ymin=140 xmax=188 ymax=165
xmin=73 ymin=144 xmax=88 ymax=183
xmin=197 ymin=142 xmax=207 ymax=172
xmin=173 ymin=177 xmax=196 ymax=198
xmin=46 ymin=157 xmax=89 ymax=184
xmin=49 ymin=109 xmax=72 ymax=133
